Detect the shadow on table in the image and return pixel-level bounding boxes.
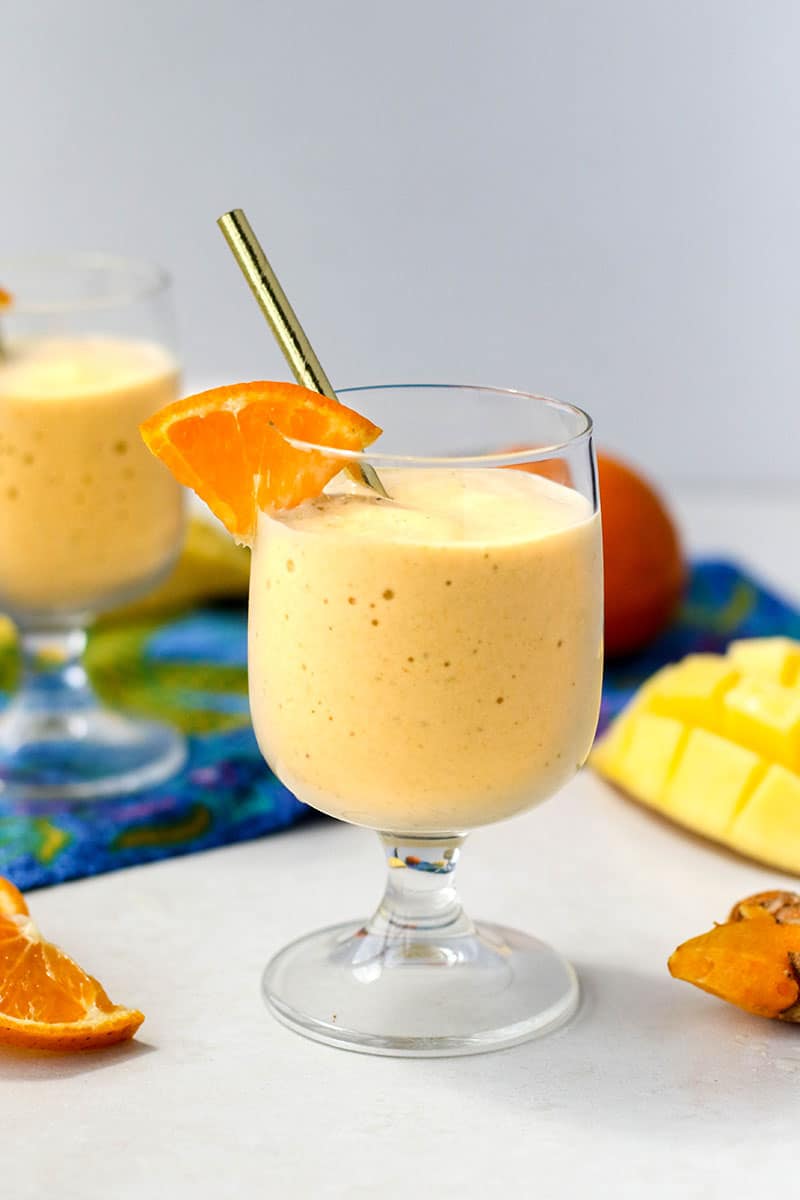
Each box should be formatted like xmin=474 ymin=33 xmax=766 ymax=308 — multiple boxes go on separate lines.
xmin=403 ymin=960 xmax=800 ymax=1138
xmin=0 ymin=1037 xmax=156 ymax=1081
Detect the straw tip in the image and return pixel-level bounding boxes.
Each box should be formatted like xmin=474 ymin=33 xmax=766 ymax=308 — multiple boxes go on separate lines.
xmin=217 ymin=208 xmax=245 ymax=229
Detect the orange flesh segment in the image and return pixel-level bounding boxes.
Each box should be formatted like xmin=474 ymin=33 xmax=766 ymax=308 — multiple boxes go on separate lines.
xmin=0 ymin=877 xmax=28 ymax=918
xmin=0 ymin=287 xmax=12 ymax=310
xmin=0 ymin=876 xmax=144 ymax=1050
xmin=140 ymin=381 xmax=383 ymax=543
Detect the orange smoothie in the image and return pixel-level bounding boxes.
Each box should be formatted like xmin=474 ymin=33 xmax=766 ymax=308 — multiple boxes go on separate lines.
xmin=0 ymin=336 xmax=184 ymax=616
xmin=249 ymin=467 xmax=603 ymax=834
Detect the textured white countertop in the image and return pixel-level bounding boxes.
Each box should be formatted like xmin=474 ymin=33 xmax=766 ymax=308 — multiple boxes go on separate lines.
xmin=5 ymin=486 xmax=800 ymax=1200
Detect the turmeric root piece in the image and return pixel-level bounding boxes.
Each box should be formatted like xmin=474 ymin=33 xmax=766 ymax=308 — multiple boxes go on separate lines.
xmin=668 ymin=890 xmax=800 ymax=1022
xmin=728 ymin=891 xmax=800 ymax=925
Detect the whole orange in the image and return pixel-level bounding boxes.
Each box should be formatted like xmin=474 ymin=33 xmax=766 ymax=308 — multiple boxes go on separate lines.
xmin=597 ymin=452 xmax=684 ymax=657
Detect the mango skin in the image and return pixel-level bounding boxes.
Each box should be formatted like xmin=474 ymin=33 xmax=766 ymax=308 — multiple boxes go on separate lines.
xmin=591 ymin=639 xmax=800 ymax=873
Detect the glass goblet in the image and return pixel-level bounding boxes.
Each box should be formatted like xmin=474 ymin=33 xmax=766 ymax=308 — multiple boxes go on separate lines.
xmin=0 ymin=255 xmax=187 ymax=802
xmin=252 ymin=384 xmax=603 ymax=1055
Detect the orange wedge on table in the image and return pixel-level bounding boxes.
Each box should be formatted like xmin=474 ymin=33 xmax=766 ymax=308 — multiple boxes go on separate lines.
xmin=140 ymin=381 xmax=383 ymax=544
xmin=0 ymin=876 xmax=144 ymax=1050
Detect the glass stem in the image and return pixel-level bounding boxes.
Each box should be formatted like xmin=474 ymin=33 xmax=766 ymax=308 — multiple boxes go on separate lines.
xmin=14 ymin=627 xmax=96 ymax=719
xmin=363 ymin=834 xmax=475 ymax=943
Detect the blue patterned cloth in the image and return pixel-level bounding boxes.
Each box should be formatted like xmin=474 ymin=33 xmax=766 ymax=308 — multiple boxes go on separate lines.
xmin=601 ymin=558 xmax=800 ymax=732
xmin=0 ymin=558 xmax=797 ymax=890
xmin=0 ymin=607 xmax=307 ymax=890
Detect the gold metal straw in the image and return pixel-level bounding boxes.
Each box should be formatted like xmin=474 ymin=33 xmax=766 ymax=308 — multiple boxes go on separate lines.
xmin=217 ymin=209 xmax=387 ymax=499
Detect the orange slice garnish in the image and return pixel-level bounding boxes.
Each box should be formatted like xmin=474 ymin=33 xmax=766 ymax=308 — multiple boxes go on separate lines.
xmin=140 ymin=381 xmax=382 ymax=544
xmin=0 ymin=876 xmax=144 ymax=1051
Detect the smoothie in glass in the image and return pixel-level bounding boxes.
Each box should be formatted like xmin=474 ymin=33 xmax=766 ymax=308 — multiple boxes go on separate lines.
xmin=139 ymin=370 xmax=604 ymax=1054
xmin=249 ymin=466 xmax=602 ymax=833
xmin=0 ymin=335 xmax=184 ymax=615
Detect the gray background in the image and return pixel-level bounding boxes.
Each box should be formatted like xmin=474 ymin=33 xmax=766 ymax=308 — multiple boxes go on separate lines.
xmin=4 ymin=0 xmax=798 ymax=484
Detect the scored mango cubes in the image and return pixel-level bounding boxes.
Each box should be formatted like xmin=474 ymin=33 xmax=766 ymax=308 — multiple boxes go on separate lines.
xmin=593 ymin=712 xmax=686 ymax=807
xmin=661 ymin=729 xmax=763 ymax=841
xmin=722 ymin=678 xmax=800 ymax=770
xmin=591 ymin=638 xmax=800 ymax=872
xmin=646 ymin=655 xmax=738 ymax=729
xmin=728 ymin=766 xmax=800 ymax=875
xmin=726 ymin=637 xmax=800 ymax=686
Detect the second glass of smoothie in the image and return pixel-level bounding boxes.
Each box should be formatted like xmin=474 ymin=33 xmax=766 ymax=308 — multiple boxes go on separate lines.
xmin=0 ymin=256 xmax=187 ymax=801
xmin=254 ymin=384 xmax=603 ymax=1055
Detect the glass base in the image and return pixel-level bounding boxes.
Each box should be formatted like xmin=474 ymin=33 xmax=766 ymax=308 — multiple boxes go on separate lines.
xmin=0 ymin=703 xmax=187 ymax=803
xmin=263 ymin=918 xmax=579 ymax=1057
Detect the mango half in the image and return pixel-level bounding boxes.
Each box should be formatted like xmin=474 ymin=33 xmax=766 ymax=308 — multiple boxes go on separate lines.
xmin=591 ymin=638 xmax=800 ymax=873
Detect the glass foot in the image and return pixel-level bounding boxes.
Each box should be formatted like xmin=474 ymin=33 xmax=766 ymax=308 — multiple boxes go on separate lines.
xmin=264 ymin=918 xmax=579 ymax=1057
xmin=264 ymin=834 xmax=578 ymax=1057
xmin=0 ymin=626 xmax=186 ymax=803
xmin=0 ymin=703 xmax=187 ymax=803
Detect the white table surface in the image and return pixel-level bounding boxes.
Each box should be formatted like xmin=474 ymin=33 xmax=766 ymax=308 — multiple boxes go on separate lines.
xmin=5 ymin=486 xmax=800 ymax=1200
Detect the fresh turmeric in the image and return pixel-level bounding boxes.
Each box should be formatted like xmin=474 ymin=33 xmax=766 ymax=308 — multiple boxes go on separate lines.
xmin=668 ymin=890 xmax=800 ymax=1022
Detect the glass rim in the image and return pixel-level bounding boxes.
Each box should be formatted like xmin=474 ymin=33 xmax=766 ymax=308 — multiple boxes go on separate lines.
xmin=286 ymin=383 xmax=593 ymax=467
xmin=0 ymin=253 xmax=171 ymax=314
